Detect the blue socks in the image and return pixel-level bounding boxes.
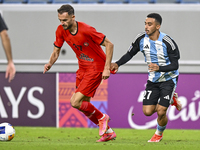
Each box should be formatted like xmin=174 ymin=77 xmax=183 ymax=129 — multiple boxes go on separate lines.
xmin=155 ymin=122 xmax=166 ymax=136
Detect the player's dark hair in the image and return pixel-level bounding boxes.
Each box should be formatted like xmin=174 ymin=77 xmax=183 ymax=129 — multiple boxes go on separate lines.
xmin=147 ymin=13 xmax=162 ymax=25
xmin=57 ymin=4 xmax=74 ymax=16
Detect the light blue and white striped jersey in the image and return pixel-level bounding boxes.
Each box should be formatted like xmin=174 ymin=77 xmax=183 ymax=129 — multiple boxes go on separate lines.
xmin=127 ymin=32 xmax=180 ymax=83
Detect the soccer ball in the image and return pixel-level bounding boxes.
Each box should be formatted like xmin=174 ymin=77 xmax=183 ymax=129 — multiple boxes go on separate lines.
xmin=0 ymin=122 xmax=15 ymax=141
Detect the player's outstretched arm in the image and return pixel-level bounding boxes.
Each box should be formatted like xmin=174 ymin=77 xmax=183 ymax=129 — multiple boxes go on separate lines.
xmin=43 ymin=46 xmax=61 ymax=74
xmin=110 ymin=63 xmax=118 ymax=74
xmin=101 ymin=37 xmax=114 ymax=79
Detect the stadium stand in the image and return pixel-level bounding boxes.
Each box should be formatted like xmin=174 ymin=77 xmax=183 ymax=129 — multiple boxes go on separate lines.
xmin=128 ymin=0 xmax=155 ymax=3
xmin=155 ymin=0 xmax=181 ymax=3
xmin=79 ymin=0 xmax=104 ymax=4
xmin=179 ymin=0 xmax=200 ymax=3
xmin=103 ymin=0 xmax=129 ymax=3
xmin=27 ymin=0 xmax=52 ymax=3
xmin=51 ymin=0 xmax=78 ymax=3
xmin=1 ymin=0 xmax=200 ymax=5
xmin=2 ymin=0 xmax=27 ymax=3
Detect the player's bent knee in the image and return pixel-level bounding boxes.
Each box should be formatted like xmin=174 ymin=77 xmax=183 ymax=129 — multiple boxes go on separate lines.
xmin=70 ymin=98 xmax=81 ymax=109
xmin=157 ymin=110 xmax=167 ymax=118
xmin=157 ymin=106 xmax=167 ymax=117
xmin=143 ymin=109 xmax=154 ymax=116
xmin=70 ymin=101 xmax=80 ymax=109
xmin=144 ymin=112 xmax=153 ymax=116
xmin=142 ymin=106 xmax=155 ymax=116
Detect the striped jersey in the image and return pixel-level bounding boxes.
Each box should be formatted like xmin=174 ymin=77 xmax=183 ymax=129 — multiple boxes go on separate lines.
xmin=116 ymin=32 xmax=180 ymax=83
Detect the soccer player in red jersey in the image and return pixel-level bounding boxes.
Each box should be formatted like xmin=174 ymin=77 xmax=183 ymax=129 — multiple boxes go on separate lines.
xmin=43 ymin=4 xmax=116 ymax=142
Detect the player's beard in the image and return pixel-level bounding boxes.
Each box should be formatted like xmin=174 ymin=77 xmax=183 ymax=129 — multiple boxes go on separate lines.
xmin=63 ymin=23 xmax=73 ymax=30
xmin=146 ymin=28 xmax=156 ymax=36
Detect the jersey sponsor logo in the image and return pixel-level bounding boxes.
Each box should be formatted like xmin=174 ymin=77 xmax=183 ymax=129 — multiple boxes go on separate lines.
xmin=79 ymin=53 xmax=93 ymax=62
xmin=84 ymin=42 xmax=89 ymax=47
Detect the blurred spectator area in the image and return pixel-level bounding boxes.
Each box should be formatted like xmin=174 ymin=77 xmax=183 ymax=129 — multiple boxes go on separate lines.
xmin=1 ymin=0 xmax=200 ymax=4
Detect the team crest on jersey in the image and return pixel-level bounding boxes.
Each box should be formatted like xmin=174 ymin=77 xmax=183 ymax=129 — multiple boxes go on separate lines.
xmin=84 ymin=42 xmax=89 ymax=47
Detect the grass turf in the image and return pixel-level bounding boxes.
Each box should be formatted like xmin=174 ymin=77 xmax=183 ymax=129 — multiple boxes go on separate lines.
xmin=1 ymin=127 xmax=200 ymax=150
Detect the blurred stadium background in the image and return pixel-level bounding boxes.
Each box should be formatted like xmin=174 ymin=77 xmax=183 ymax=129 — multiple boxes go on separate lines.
xmin=0 ymin=2 xmax=200 ymax=131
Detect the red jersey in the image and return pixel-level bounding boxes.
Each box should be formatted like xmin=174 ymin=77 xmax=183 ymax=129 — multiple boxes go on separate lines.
xmin=54 ymin=21 xmax=106 ymax=72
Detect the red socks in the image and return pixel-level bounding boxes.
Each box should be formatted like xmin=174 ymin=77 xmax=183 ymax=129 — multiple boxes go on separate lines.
xmin=83 ymin=110 xmax=110 ymax=129
xmin=79 ymin=101 xmax=103 ymax=120
xmin=79 ymin=101 xmax=110 ymax=129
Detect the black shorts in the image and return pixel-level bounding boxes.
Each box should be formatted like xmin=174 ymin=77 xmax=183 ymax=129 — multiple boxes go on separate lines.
xmin=143 ymin=78 xmax=178 ymax=107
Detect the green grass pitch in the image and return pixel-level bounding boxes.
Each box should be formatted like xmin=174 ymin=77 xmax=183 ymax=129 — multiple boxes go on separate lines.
xmin=1 ymin=127 xmax=200 ymax=150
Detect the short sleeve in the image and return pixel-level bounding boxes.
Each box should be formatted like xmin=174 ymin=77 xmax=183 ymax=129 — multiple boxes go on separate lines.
xmin=0 ymin=14 xmax=8 ymax=33
xmin=54 ymin=25 xmax=64 ymax=48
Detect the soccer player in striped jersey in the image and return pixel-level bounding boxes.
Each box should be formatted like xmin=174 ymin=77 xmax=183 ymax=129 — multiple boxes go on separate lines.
xmin=111 ymin=13 xmax=182 ymax=142
xmin=43 ymin=4 xmax=116 ymax=142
